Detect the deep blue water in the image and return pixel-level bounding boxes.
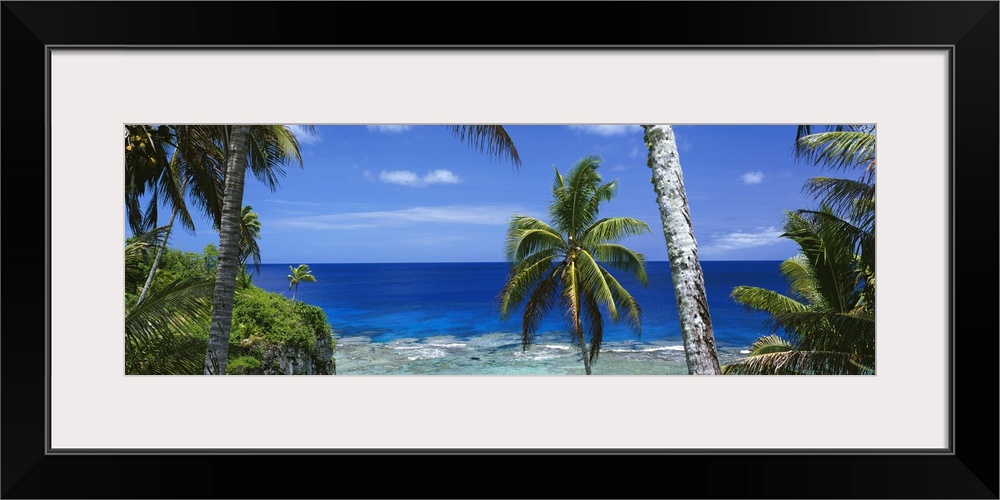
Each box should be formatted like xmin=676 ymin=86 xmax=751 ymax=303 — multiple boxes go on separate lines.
xmin=252 ymin=261 xmax=786 ymax=350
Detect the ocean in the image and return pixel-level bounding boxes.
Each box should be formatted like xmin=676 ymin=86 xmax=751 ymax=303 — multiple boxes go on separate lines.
xmin=251 ymin=261 xmax=787 ymax=375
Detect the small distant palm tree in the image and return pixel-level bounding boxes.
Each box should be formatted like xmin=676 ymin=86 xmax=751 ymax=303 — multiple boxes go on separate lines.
xmin=287 ymin=264 xmax=317 ymax=303
xmin=498 ymin=155 xmax=650 ymax=375
xmin=238 ymin=205 xmax=263 ymax=275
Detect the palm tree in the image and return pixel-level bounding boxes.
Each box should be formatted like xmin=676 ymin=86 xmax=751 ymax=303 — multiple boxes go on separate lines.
xmin=724 ymin=126 xmax=876 ymax=375
xmin=238 ymin=205 xmax=263 ymax=275
xmin=211 ymin=204 xmax=262 ymax=283
xmin=129 ymin=125 xmax=232 ymax=305
xmin=204 ymin=125 xmax=305 ymax=375
xmin=723 ymin=208 xmax=875 ymax=374
xmin=498 ymin=155 xmax=650 ymax=375
xmin=642 ymin=125 xmax=722 ymax=374
xmin=287 ymin=264 xmax=318 ymax=303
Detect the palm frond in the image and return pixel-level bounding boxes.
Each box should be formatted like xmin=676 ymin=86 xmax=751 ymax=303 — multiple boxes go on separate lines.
xmin=731 ymin=285 xmax=811 ymax=316
xmin=550 ymin=155 xmax=603 ymax=235
xmin=504 ymin=215 xmax=563 ymax=263
xmin=777 ymin=255 xmax=825 ymax=306
xmin=519 ymin=267 xmax=562 ymax=351
xmin=580 ymin=217 xmax=651 ymax=247
xmin=126 ymin=332 xmax=207 ymax=375
xmin=767 ymin=311 xmax=875 ymax=355
xmin=794 ymin=125 xmax=864 ymax=143
xmin=448 ymin=125 xmax=522 ymax=168
xmin=801 ymin=177 xmax=875 ymax=229
xmin=782 ymin=210 xmax=860 ymax=314
xmin=582 ymin=290 xmax=604 ymax=364
xmin=561 ymin=261 xmax=582 ymax=340
xmin=125 ymin=277 xmax=213 ymax=359
xmin=794 ymin=130 xmax=875 ymax=183
xmin=498 ymin=250 xmax=557 ymax=319
xmin=575 ymin=250 xmax=618 ymax=321
xmin=599 ymin=268 xmax=643 ymax=335
xmin=589 ymin=243 xmax=649 ymax=285
xmin=723 ymin=349 xmax=874 ymax=375
xmin=747 ymin=334 xmax=795 ymax=355
xmin=172 ymin=125 xmax=228 ymax=229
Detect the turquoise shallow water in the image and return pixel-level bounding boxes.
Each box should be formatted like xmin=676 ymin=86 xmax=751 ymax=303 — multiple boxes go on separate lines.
xmin=332 ymin=332 xmax=750 ymax=375
xmin=253 ymin=261 xmax=780 ymax=375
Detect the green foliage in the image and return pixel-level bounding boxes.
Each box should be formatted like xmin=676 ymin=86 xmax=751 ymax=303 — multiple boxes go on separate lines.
xmin=231 ymin=287 xmax=316 ymax=351
xmin=724 ymin=126 xmax=875 ymax=375
xmin=227 ymin=355 xmax=263 ymax=375
xmin=226 ymin=287 xmax=336 ymax=374
xmin=498 ymin=155 xmax=650 ymax=374
xmin=125 ymin=233 xmax=214 ymax=375
xmin=203 ymin=243 xmax=218 ymax=274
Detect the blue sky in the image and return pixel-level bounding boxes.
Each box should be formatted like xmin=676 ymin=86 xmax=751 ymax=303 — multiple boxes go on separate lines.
xmin=133 ymin=124 xmax=832 ymax=264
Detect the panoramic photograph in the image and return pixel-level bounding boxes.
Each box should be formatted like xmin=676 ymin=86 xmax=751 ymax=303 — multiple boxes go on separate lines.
xmin=124 ymin=124 xmax=875 ymax=376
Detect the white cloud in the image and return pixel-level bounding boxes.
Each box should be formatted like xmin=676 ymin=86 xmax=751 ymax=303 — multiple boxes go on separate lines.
xmin=706 ymin=227 xmax=784 ymax=251
xmin=285 ymin=125 xmax=322 ymax=145
xmin=378 ymin=170 xmax=420 ymax=186
xmin=568 ymin=125 xmax=643 ymax=137
xmin=366 ymin=125 xmax=412 ymax=134
xmin=269 ymin=205 xmax=518 ymax=231
xmin=741 ymin=171 xmax=765 ymax=184
xmin=378 ymin=169 xmax=461 ymax=187
xmin=422 ymin=169 xmax=461 ymax=184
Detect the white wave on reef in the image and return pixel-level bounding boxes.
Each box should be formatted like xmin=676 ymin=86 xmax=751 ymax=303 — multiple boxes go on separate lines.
xmin=606 ymin=345 xmax=685 ymax=353
xmin=392 ymin=342 xmax=468 ymax=360
xmin=542 ymin=345 xmax=571 ymax=350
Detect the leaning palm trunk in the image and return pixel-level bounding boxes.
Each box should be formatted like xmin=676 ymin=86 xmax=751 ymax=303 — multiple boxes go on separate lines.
xmin=135 ymin=208 xmax=176 ymax=305
xmin=136 ymin=147 xmax=188 ymax=305
xmin=204 ymin=125 xmax=252 ymax=375
xmin=644 ymin=125 xmax=721 ymax=374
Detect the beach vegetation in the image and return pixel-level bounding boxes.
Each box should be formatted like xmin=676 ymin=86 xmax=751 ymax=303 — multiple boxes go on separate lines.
xmin=498 ymin=155 xmax=650 ymax=375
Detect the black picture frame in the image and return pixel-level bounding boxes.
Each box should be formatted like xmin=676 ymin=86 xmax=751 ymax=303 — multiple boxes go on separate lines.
xmin=3 ymin=2 xmax=997 ymax=498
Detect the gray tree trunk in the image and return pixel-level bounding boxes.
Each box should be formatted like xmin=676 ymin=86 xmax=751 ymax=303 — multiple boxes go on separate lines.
xmin=644 ymin=125 xmax=722 ymax=375
xmin=204 ymin=125 xmax=251 ymax=375
xmin=135 ymin=209 xmax=176 ymax=306
xmin=575 ymin=317 xmax=592 ymax=375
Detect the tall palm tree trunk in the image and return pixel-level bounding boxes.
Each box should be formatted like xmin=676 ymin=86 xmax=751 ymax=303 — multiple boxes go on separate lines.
xmin=644 ymin=125 xmax=721 ymax=375
xmin=204 ymin=125 xmax=251 ymax=375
